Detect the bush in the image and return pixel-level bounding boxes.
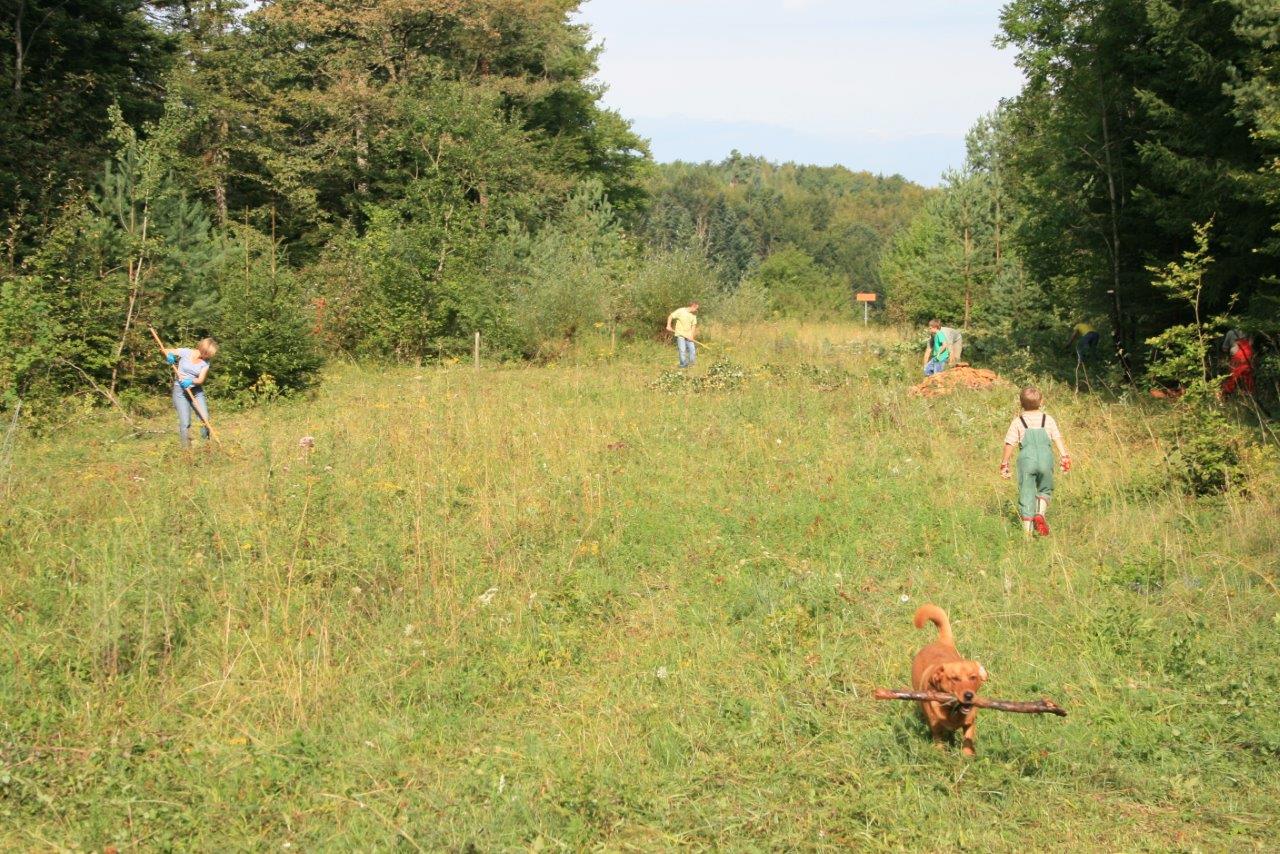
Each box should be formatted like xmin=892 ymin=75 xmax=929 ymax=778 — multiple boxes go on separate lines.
xmin=621 ymin=247 xmax=717 ymax=337
xmin=1143 ymin=222 xmax=1245 ymax=495
xmin=504 ymin=183 xmax=631 ymax=358
xmin=713 ymin=279 xmax=772 ymax=326
xmin=213 ymin=254 xmax=323 ymax=402
xmin=748 ymin=246 xmax=850 ymax=319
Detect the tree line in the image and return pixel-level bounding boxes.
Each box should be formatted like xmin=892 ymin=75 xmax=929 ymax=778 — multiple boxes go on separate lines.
xmin=3 ymin=0 xmax=1276 ymax=422
xmin=883 ymin=0 xmax=1278 ymax=384
xmin=0 ymin=0 xmax=931 ymax=416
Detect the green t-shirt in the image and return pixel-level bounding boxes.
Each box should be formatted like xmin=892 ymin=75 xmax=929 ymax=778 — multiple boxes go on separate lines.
xmin=932 ymin=330 xmax=950 ymax=363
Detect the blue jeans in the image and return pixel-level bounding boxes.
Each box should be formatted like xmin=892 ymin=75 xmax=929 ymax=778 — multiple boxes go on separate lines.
xmin=173 ymin=383 xmax=210 ymax=447
xmin=924 ymin=359 xmax=947 ymax=377
xmin=1076 ymin=331 xmax=1100 ymax=361
xmin=677 ymin=336 xmax=697 ymax=368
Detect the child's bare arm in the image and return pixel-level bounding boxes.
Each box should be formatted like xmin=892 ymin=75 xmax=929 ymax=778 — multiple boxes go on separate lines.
xmin=1000 ymin=443 xmax=1014 ymax=478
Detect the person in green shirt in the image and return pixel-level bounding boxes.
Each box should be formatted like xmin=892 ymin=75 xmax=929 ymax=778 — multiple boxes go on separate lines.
xmin=922 ymin=319 xmax=950 ymax=377
xmin=666 ymin=302 xmax=700 ymax=369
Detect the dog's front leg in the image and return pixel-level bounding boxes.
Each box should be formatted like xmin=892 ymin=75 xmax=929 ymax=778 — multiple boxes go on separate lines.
xmin=929 ymin=719 xmax=949 ymax=750
xmin=961 ymin=717 xmax=977 ymax=757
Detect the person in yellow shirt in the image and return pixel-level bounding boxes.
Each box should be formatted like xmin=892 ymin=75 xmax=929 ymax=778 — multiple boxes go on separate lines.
xmin=666 ymin=302 xmax=700 ymax=369
xmin=1067 ymin=321 xmax=1100 ymax=363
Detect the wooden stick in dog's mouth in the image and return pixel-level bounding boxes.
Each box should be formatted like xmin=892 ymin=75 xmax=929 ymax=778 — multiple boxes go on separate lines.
xmin=874 ymin=688 xmax=1068 ymax=717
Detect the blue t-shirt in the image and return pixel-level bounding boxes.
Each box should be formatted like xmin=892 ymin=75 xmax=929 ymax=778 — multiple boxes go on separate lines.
xmin=175 ymin=349 xmax=206 ymax=385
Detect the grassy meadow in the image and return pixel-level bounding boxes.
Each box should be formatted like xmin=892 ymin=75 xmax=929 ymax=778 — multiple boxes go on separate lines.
xmin=2 ymin=322 xmax=1279 ymax=850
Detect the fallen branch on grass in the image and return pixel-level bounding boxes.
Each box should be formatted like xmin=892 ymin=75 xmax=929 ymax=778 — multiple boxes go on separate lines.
xmin=874 ymin=688 xmax=1068 ymax=717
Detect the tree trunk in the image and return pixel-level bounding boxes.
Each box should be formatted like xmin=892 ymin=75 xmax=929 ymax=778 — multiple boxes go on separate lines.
xmin=111 ymin=212 xmax=149 ymax=396
xmin=213 ymin=117 xmax=229 ymax=224
xmin=354 ymin=118 xmax=369 ymax=196
xmin=12 ymin=0 xmax=25 ymax=96
xmin=993 ymin=158 xmax=1002 ymax=275
xmin=963 ymin=226 xmax=973 ymax=329
xmin=1099 ymin=100 xmax=1134 ymax=383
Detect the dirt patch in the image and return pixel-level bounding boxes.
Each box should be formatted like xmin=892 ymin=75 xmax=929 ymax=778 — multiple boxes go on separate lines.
xmin=909 ymin=364 xmax=1008 ymax=398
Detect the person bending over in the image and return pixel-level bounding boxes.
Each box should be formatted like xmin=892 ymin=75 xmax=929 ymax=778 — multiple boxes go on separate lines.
xmin=163 ymin=338 xmax=218 ymax=447
xmin=922 ymin=319 xmax=950 ymax=377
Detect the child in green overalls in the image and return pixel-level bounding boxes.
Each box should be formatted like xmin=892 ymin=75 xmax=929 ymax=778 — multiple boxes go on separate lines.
xmin=1000 ymin=387 xmax=1071 ymax=536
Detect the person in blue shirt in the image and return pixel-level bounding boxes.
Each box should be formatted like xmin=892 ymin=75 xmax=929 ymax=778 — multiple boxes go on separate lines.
xmin=163 ymin=338 xmax=218 ymax=447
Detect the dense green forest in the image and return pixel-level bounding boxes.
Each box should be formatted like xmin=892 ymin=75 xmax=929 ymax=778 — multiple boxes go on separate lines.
xmin=884 ymin=0 xmax=1279 ymax=384
xmin=1 ymin=0 xmax=1277 ymax=418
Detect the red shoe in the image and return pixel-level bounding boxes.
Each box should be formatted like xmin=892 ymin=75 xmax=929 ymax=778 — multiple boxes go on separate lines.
xmin=1033 ymin=515 xmax=1050 ymax=536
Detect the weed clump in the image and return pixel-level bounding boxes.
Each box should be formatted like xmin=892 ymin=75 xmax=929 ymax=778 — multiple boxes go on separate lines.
xmin=651 ymin=359 xmax=747 ymax=393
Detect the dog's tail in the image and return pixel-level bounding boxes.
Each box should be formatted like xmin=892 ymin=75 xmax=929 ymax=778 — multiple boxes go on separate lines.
xmin=913 ymin=604 xmax=954 ymax=645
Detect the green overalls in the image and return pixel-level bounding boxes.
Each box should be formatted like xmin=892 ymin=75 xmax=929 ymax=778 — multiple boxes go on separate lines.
xmin=1017 ymin=414 xmax=1054 ymax=519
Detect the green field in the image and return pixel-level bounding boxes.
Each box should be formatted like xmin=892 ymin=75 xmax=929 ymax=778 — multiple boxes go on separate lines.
xmin=2 ymin=323 xmax=1278 ymax=850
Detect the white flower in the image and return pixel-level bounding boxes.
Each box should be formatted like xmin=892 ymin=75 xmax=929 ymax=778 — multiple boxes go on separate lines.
xmin=655 ymin=666 xmax=669 ymax=680
xmin=403 ymin=624 xmax=416 ymax=636
xmin=899 ymin=594 xmax=910 ymax=603
xmin=478 ymin=587 xmax=498 ymax=606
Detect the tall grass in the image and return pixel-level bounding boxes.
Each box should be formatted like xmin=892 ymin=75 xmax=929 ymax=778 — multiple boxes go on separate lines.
xmin=1 ymin=322 xmax=1277 ymax=849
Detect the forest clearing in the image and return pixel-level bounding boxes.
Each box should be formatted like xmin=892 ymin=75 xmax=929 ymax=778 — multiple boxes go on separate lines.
xmin=2 ymin=323 xmax=1277 ymax=849
xmin=4 ymin=0 xmax=1280 ymax=847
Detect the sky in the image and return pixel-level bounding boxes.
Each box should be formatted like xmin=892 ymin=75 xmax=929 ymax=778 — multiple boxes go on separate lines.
xmin=574 ymin=0 xmax=1025 ymax=185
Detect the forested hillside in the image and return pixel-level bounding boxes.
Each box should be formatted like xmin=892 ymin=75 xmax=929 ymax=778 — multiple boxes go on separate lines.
xmin=636 ymin=155 xmax=928 ymax=317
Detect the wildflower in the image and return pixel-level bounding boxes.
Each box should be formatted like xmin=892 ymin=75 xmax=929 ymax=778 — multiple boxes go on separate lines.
xmin=478 ymin=587 xmax=498 ymax=605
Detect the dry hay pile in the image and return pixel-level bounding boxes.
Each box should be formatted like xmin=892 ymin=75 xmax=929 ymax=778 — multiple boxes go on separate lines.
xmin=909 ymin=364 xmax=1008 ymax=398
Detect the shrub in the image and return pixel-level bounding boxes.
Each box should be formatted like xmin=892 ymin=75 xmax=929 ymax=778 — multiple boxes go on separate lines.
xmin=1143 ymin=222 xmax=1245 ymax=495
xmin=621 ymin=247 xmax=717 ymax=337
xmin=747 ymin=246 xmax=850 ymax=319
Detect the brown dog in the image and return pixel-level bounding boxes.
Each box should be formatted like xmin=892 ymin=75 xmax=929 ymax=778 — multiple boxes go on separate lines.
xmin=911 ymin=604 xmax=988 ymax=756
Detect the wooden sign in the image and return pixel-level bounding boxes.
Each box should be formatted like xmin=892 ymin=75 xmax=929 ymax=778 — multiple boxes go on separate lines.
xmin=856 ymin=293 xmax=877 ymax=302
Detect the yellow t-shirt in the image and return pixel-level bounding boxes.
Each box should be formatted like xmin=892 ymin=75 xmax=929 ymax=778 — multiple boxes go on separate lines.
xmin=669 ymin=307 xmax=698 ymax=339
xmin=1074 ymin=322 xmax=1095 ymax=336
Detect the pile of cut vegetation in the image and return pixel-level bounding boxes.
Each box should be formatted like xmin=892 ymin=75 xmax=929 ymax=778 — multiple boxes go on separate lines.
xmin=909 ymin=365 xmax=1008 ymax=398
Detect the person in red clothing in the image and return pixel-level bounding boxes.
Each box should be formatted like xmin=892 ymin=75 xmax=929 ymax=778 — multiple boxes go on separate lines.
xmin=1222 ymin=334 xmax=1255 ymax=396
